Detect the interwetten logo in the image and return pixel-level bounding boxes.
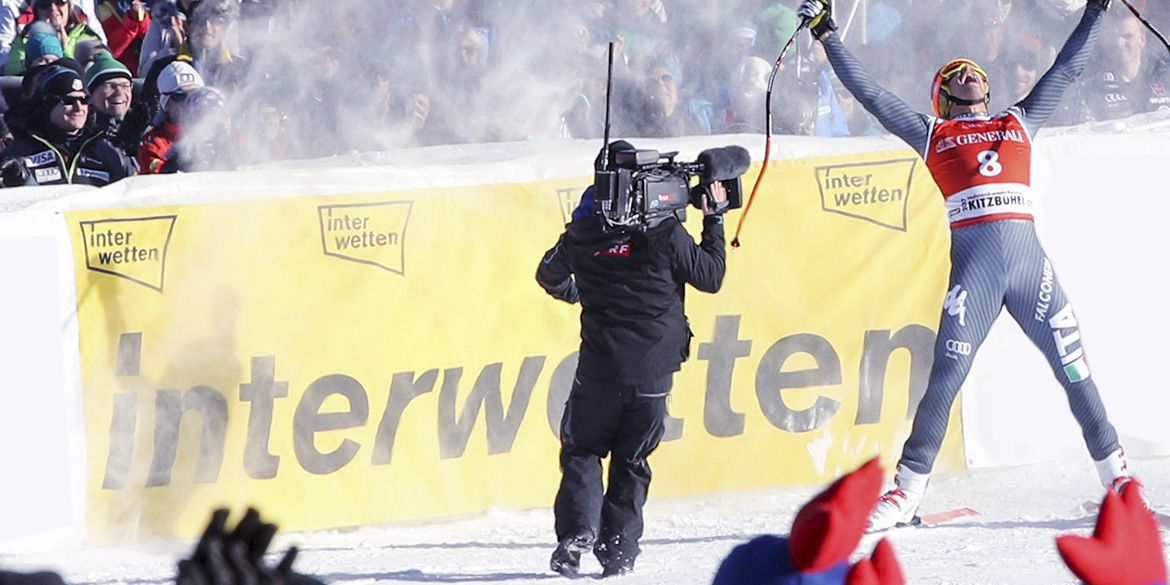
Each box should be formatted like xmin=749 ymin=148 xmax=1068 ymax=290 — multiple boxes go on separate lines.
xmin=556 ymin=186 xmax=584 ymax=224
xmin=815 ymin=159 xmax=917 ymax=231
xmin=319 ymin=201 xmax=412 ymax=274
xmin=79 ymin=216 xmax=177 ymax=292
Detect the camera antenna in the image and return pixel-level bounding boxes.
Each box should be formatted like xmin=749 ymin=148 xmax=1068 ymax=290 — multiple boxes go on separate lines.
xmin=600 ymin=41 xmax=615 ymax=172
xmin=730 ymin=16 xmax=811 ymax=249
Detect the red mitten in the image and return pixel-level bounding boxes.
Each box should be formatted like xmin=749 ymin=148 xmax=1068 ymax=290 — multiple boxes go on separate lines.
xmin=846 ymin=539 xmax=906 ymax=585
xmin=789 ymin=458 xmax=883 ymax=572
xmin=1056 ymin=481 xmax=1167 ymax=585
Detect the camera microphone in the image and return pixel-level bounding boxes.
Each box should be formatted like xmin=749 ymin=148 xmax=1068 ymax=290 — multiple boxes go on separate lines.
xmin=697 ymin=146 xmax=752 ymax=183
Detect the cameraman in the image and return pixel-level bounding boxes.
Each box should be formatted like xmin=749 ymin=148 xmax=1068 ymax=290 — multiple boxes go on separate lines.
xmin=536 ymin=140 xmax=727 ymax=578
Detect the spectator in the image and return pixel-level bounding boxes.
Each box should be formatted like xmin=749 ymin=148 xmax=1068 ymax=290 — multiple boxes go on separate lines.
xmin=628 ymin=60 xmax=711 ymax=137
xmin=180 ymin=0 xmax=245 ymax=90
xmin=96 ymin=0 xmax=150 ymax=75
xmin=6 ymin=0 xmax=103 ymax=75
xmin=164 ymin=85 xmax=233 ymax=172
xmin=84 ymin=50 xmax=141 ymax=155
xmin=0 ymin=0 xmax=25 ymax=69
xmin=21 ymin=27 xmax=64 ymax=71
xmin=719 ymin=55 xmax=770 ymax=134
xmin=137 ymin=58 xmax=202 ymax=173
xmin=999 ymin=33 xmax=1046 ymax=106
xmin=2 ymin=64 xmax=135 ymax=186
xmin=1082 ymin=11 xmax=1170 ymax=121
xmin=137 ymin=0 xmax=197 ymax=74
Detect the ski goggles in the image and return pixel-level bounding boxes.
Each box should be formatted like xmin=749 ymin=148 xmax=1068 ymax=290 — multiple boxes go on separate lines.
xmin=936 ymin=59 xmax=988 ymax=85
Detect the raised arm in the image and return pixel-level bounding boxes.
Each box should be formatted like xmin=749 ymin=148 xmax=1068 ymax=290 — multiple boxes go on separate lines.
xmin=819 ymin=33 xmax=934 ymax=155
xmin=1016 ymin=1 xmax=1110 ymax=129
xmin=798 ymin=0 xmax=934 ymax=156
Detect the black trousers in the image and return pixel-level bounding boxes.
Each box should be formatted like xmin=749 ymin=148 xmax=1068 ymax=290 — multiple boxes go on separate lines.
xmin=553 ymin=373 xmax=670 ymax=569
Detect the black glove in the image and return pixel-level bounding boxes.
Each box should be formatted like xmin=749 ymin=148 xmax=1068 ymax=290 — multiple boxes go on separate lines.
xmin=1086 ymin=0 xmax=1111 ymax=10
xmin=177 ymin=507 xmax=325 ymax=585
xmin=797 ymin=0 xmax=837 ymax=40
xmin=0 ymin=156 xmax=32 ymax=187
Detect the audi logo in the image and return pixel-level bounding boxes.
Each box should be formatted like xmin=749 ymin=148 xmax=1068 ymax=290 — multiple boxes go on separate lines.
xmin=946 ymin=340 xmax=972 ymax=355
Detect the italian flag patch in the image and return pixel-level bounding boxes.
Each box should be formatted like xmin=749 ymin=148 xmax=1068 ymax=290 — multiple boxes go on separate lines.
xmin=1064 ymin=358 xmax=1091 ymax=383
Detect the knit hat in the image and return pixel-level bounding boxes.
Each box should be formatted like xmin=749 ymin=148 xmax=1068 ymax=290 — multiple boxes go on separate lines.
xmin=758 ymin=3 xmax=798 ymax=59
xmin=84 ymin=52 xmax=132 ymax=93
xmin=38 ymin=65 xmax=84 ymax=101
xmin=23 ymin=31 xmax=64 ymax=70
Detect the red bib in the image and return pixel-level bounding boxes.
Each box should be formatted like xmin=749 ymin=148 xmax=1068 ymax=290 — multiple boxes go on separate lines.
xmin=925 ymin=110 xmax=1034 ymax=229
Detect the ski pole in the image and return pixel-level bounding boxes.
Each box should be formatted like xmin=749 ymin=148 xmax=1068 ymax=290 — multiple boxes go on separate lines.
xmin=731 ymin=17 xmax=811 ymax=249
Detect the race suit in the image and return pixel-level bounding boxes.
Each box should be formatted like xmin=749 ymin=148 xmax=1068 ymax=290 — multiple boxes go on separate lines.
xmin=822 ymin=2 xmax=1120 ymax=474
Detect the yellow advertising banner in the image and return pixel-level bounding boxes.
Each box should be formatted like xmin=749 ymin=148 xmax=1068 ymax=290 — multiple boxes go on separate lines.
xmin=67 ymin=148 xmax=962 ymax=541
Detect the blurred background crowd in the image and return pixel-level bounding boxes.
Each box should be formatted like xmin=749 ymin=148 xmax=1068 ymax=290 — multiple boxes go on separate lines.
xmin=0 ymin=0 xmax=1166 ymax=185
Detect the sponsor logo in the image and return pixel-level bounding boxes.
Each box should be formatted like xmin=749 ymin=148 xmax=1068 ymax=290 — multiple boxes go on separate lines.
xmin=319 ymin=201 xmax=412 ymax=275
xmin=595 ymin=241 xmax=631 ymax=257
xmin=935 ymin=129 xmax=1025 ymax=154
xmin=1048 ymin=303 xmax=1091 ymax=383
xmin=944 ymin=284 xmax=968 ymax=327
xmin=555 ymin=186 xmax=586 ymax=224
xmin=1034 ymin=258 xmax=1054 ymax=322
xmin=77 ymin=168 xmax=110 ymax=182
xmin=815 ymin=158 xmax=917 ymax=231
xmin=34 ymin=167 xmax=61 ymax=183
xmin=1104 ymin=93 xmax=1127 ymax=104
xmin=945 ymin=339 xmax=972 ymax=357
xmin=79 ymin=215 xmax=177 ymax=292
xmin=26 ymin=150 xmax=56 ymax=166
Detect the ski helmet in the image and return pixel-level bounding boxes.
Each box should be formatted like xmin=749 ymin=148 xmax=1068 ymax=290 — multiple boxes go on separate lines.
xmin=931 ymin=58 xmax=991 ymax=118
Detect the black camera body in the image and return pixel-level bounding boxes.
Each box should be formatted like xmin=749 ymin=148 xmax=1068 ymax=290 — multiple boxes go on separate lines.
xmin=593 ymin=146 xmax=748 ymax=231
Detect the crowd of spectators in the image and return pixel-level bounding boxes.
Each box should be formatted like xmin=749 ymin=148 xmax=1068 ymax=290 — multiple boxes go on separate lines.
xmin=0 ymin=0 xmax=1165 ymax=187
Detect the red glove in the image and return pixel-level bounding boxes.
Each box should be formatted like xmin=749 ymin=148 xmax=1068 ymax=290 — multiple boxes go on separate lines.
xmin=1057 ymin=481 xmax=1167 ymax=585
xmin=846 ymin=539 xmax=906 ymax=585
xmin=789 ymin=457 xmax=883 ymax=572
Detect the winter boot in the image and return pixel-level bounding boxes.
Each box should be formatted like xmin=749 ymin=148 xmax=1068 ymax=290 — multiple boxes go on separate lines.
xmin=550 ymin=533 xmax=594 ymax=577
xmin=866 ymin=464 xmax=930 ymax=533
xmin=595 ymin=536 xmax=637 ymax=578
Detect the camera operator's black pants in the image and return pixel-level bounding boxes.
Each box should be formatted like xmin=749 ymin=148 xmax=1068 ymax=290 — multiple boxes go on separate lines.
xmin=553 ymin=373 xmax=671 ymax=572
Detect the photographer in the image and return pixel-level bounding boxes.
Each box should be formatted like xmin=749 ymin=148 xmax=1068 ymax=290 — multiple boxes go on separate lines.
xmin=536 ymin=140 xmax=727 ymax=578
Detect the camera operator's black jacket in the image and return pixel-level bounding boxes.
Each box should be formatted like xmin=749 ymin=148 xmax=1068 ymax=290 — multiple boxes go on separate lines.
xmin=537 ymin=213 xmax=725 ymax=383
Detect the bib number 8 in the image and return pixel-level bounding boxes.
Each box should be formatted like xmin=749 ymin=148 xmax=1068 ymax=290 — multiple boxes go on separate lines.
xmin=977 ymin=150 xmax=1002 ymax=177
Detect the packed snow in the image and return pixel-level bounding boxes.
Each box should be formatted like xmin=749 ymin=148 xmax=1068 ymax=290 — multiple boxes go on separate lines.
xmin=3 ymin=455 xmax=1169 ymax=585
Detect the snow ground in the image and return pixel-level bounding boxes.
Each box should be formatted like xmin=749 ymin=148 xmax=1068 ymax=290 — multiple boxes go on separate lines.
xmin=5 ymin=456 xmax=1170 ymax=585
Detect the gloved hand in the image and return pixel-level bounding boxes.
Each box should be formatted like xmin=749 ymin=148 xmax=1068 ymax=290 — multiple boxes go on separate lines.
xmin=797 ymin=0 xmax=837 ymax=40
xmin=0 ymin=156 xmax=32 ymax=188
xmin=177 ymin=507 xmax=325 ymax=585
xmin=846 ymin=538 xmax=905 ymax=585
xmin=1086 ymin=0 xmax=1111 ymax=10
xmin=1056 ymin=481 xmax=1166 ymax=585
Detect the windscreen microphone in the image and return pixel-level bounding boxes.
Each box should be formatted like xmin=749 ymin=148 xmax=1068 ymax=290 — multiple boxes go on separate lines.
xmin=697 ymin=146 xmax=752 ymax=183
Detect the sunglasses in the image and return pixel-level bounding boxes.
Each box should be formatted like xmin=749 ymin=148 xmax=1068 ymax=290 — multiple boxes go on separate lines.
xmin=167 ymin=90 xmax=190 ymax=102
xmin=646 ymin=73 xmax=675 ymax=84
xmin=58 ymin=94 xmax=88 ymax=106
xmin=35 ymin=0 xmax=69 ymax=8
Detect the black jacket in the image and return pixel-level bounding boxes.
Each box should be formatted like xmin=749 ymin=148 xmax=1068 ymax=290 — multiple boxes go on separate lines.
xmin=3 ymin=121 xmax=136 ymax=186
xmin=537 ymin=212 xmax=726 ymax=383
